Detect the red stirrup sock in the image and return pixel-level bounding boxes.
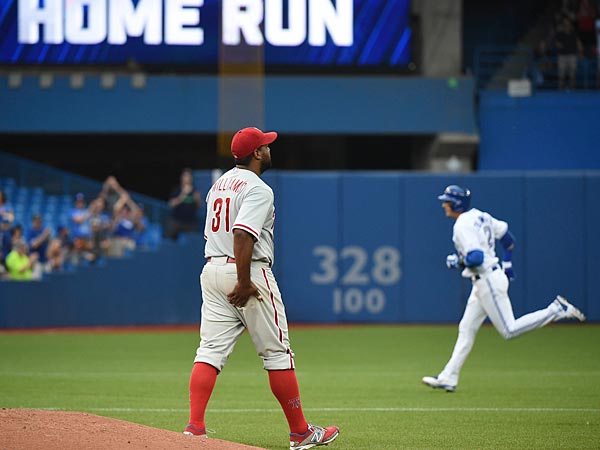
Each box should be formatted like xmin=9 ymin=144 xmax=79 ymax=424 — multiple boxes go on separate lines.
xmin=268 ymin=369 xmax=309 ymax=435
xmin=188 ymin=362 xmax=218 ymax=431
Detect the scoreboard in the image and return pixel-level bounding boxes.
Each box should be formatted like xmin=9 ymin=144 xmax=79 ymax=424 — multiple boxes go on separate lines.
xmin=0 ymin=0 xmax=413 ymax=72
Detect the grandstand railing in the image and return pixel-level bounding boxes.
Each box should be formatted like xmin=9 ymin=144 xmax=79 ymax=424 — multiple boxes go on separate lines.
xmin=474 ymin=45 xmax=599 ymax=92
xmin=0 ymin=151 xmax=169 ymax=226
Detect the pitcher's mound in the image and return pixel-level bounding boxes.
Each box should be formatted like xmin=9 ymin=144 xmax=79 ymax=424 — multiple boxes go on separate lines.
xmin=0 ymin=408 xmax=267 ymax=450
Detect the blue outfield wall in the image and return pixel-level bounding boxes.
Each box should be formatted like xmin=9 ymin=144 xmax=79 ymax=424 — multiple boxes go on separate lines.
xmin=1 ymin=171 xmax=598 ymax=328
xmin=0 ymin=238 xmax=205 ymax=328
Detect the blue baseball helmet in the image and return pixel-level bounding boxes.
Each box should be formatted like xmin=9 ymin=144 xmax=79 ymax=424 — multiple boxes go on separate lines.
xmin=437 ymin=185 xmax=471 ymax=212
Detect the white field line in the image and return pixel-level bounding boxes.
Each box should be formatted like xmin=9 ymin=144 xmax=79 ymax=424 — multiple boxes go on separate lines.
xmin=4 ymin=371 xmax=600 ymax=378
xmin=32 ymin=407 xmax=600 ymax=413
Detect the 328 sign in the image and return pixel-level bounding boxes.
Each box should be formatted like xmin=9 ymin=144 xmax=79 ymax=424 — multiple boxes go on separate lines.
xmin=310 ymin=245 xmax=401 ymax=315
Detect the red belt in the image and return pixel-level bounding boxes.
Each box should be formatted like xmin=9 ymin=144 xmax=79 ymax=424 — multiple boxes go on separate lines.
xmin=207 ymin=257 xmax=236 ymax=263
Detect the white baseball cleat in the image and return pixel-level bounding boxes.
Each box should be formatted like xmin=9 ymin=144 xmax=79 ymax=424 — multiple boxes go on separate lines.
xmin=290 ymin=424 xmax=339 ymax=450
xmin=183 ymin=424 xmax=208 ymax=437
xmin=554 ymin=295 xmax=586 ymax=322
xmin=421 ymin=376 xmax=456 ymax=392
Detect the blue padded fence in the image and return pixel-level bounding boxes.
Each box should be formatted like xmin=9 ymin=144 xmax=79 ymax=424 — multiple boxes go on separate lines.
xmin=1 ymin=171 xmax=598 ymax=328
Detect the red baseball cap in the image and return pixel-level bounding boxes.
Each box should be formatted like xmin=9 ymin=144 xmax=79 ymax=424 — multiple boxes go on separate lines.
xmin=231 ymin=127 xmax=278 ymax=159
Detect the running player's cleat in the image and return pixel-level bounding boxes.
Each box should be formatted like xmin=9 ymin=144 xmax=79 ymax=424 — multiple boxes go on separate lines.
xmin=290 ymin=424 xmax=339 ymax=450
xmin=183 ymin=423 xmax=207 ymax=437
xmin=554 ymin=295 xmax=586 ymax=322
xmin=421 ymin=376 xmax=456 ymax=392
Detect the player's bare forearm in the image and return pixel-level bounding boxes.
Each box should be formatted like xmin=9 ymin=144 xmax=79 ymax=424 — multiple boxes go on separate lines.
xmin=233 ymin=229 xmax=254 ymax=285
xmin=228 ymin=229 xmax=262 ymax=307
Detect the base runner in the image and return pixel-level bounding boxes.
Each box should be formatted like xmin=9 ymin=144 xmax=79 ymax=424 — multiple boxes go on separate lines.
xmin=422 ymin=185 xmax=586 ymax=392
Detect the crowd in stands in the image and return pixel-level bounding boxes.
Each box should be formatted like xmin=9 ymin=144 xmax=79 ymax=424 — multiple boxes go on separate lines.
xmin=535 ymin=0 xmax=600 ymax=89
xmin=0 ymin=176 xmax=149 ymax=282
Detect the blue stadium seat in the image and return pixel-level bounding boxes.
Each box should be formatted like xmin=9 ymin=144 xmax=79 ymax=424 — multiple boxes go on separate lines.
xmin=14 ymin=201 xmax=26 ymax=212
xmin=57 ymin=212 xmax=69 ymax=225
xmin=145 ymin=223 xmax=163 ymax=251
xmin=3 ymin=185 xmax=14 ymax=200
xmin=30 ymin=187 xmax=44 ymax=203
xmin=28 ymin=203 xmax=43 ymax=215
xmin=13 ymin=211 xmax=25 ymax=225
xmin=0 ymin=177 xmax=16 ymax=188
xmin=15 ymin=186 xmax=29 ymax=198
xmin=44 ymin=203 xmax=57 ymax=214
xmin=46 ymin=195 xmax=58 ymax=205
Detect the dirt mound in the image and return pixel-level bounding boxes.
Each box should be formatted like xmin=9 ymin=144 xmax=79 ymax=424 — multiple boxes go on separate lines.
xmin=0 ymin=409 xmax=267 ymax=450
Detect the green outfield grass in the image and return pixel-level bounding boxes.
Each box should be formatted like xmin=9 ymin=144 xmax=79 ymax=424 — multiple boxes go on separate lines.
xmin=1 ymin=324 xmax=599 ymax=450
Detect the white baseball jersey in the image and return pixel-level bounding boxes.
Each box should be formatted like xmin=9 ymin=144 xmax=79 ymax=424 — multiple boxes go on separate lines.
xmin=195 ymin=166 xmax=293 ymax=372
xmin=452 ymin=207 xmax=508 ymax=278
xmin=204 ymin=167 xmax=275 ymax=265
xmin=435 ymin=207 xmax=563 ymax=387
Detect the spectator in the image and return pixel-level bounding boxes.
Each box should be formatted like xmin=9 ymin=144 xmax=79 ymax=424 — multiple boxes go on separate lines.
xmin=88 ymin=196 xmax=112 ymax=262
xmin=555 ymin=16 xmax=584 ymax=89
xmin=1 ymin=227 xmax=11 ymax=268
xmin=5 ymin=240 xmax=42 ymax=281
xmin=166 ymin=168 xmax=202 ymax=240
xmin=534 ymin=34 xmax=557 ymax=87
xmin=99 ymin=176 xmax=128 ymax=213
xmin=0 ymin=189 xmax=14 ymax=266
xmin=560 ymin=0 xmax=578 ymax=23
xmin=46 ymin=238 xmax=65 ymax=272
xmin=1 ymin=223 xmax=24 ymax=272
xmin=48 ymin=225 xmax=76 ymax=270
xmin=0 ymin=254 xmax=7 ymax=279
xmin=69 ymin=192 xmax=92 ymax=250
xmin=576 ymin=0 xmax=597 ymax=57
xmin=2 ymin=223 xmax=24 ymax=273
xmin=596 ymin=17 xmax=600 ymax=87
xmin=132 ymin=203 xmax=150 ymax=249
xmin=69 ymin=192 xmax=104 ymax=264
xmin=9 ymin=223 xmax=23 ymax=248
xmin=109 ymin=192 xmax=140 ymax=257
xmin=0 ymin=190 xmax=14 ymax=229
xmin=26 ymin=214 xmax=52 ymax=272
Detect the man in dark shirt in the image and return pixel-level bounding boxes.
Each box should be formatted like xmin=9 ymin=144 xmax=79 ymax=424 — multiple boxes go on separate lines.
xmin=555 ymin=17 xmax=584 ymax=89
xmin=166 ymin=168 xmax=203 ymax=240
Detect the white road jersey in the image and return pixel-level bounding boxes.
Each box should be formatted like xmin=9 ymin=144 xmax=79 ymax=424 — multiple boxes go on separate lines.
xmin=203 ymin=167 xmax=275 ymax=265
xmin=452 ymin=208 xmax=508 ymax=278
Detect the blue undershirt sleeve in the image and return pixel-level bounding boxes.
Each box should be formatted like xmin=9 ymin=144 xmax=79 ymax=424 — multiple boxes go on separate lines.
xmin=464 ymin=250 xmax=484 ymax=267
xmin=499 ymin=230 xmax=516 ymax=262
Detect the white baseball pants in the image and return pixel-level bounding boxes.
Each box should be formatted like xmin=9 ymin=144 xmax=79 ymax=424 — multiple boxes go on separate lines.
xmin=194 ymin=257 xmax=295 ymax=372
xmin=438 ymin=269 xmax=563 ymax=386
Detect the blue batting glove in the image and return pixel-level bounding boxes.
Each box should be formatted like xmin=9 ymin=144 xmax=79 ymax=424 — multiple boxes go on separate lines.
xmin=446 ymin=253 xmax=461 ymax=269
xmin=503 ymin=261 xmax=516 ymax=281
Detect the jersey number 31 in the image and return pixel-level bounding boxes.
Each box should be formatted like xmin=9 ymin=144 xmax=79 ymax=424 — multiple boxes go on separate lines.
xmin=211 ymin=198 xmax=231 ymax=232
